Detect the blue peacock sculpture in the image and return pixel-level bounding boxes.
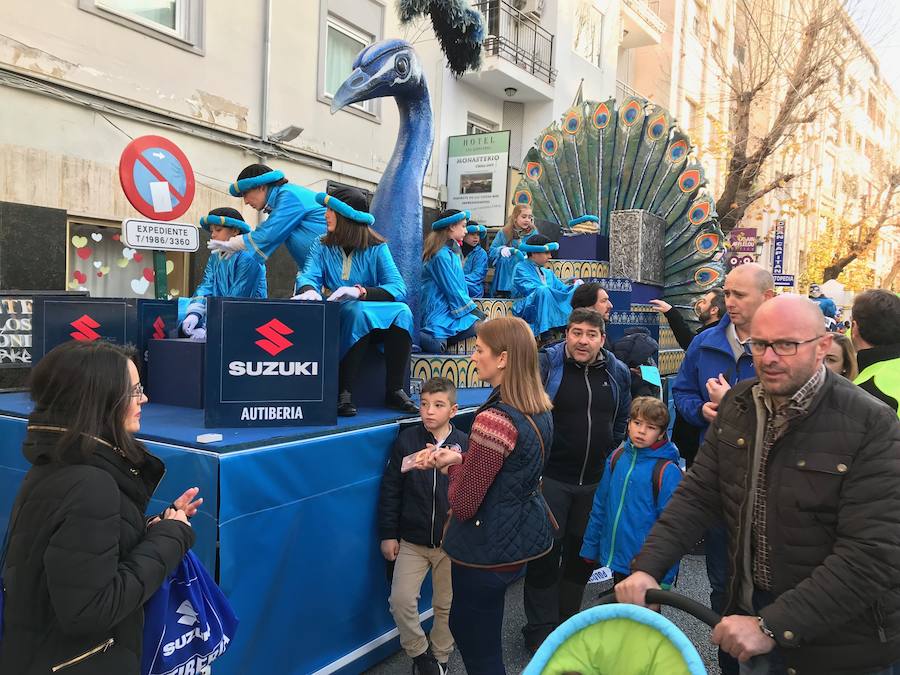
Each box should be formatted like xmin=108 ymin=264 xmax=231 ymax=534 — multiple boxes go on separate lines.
xmin=512 ymin=97 xmax=727 ymax=311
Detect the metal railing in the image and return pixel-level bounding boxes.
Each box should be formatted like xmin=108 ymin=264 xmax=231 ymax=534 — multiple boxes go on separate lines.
xmin=622 ymin=0 xmax=667 ymax=34
xmin=616 ymin=79 xmax=642 ymax=100
xmin=474 ymin=1 xmax=557 ymax=85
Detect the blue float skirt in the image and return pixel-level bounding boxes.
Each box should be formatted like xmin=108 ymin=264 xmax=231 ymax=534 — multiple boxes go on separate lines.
xmin=513 ymin=286 xmax=572 ymax=336
xmin=421 ymin=246 xmax=479 ymax=340
xmin=338 ymin=300 xmax=414 ymax=359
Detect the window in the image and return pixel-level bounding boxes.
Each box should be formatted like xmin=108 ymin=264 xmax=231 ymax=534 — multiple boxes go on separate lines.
xmin=317 ymin=0 xmax=384 ymax=121
xmin=79 ymin=0 xmax=203 ymax=51
xmin=324 ymin=17 xmax=374 ymax=113
xmin=466 ymin=115 xmax=497 ymax=135
xmin=572 ymin=1 xmax=604 ymax=68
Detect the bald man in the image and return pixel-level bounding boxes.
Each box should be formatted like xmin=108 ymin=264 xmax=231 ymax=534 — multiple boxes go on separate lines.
xmin=616 ymin=295 xmax=900 ymax=675
xmin=671 ymin=263 xmax=775 ymax=673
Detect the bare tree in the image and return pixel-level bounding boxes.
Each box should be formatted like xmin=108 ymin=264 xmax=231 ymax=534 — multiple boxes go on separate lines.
xmin=711 ymin=0 xmax=856 ymax=233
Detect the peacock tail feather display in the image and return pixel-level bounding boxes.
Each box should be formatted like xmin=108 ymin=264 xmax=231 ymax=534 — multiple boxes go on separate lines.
xmin=397 ymin=0 xmax=484 ymax=76
xmin=513 ymin=97 xmax=726 ymax=307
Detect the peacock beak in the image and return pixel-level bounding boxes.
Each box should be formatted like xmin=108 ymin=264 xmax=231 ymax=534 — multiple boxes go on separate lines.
xmin=330 ymin=67 xmax=372 ymax=113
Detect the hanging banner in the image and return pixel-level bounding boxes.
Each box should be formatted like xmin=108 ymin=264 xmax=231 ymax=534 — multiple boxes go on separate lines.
xmin=446 ymin=131 xmax=511 ymax=230
xmin=773 ymin=220 xmax=786 ymax=274
xmin=729 ymin=227 xmax=757 ymax=253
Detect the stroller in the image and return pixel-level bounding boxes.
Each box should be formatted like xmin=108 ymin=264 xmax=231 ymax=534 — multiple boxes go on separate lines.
xmin=523 ymin=589 xmax=717 ymax=675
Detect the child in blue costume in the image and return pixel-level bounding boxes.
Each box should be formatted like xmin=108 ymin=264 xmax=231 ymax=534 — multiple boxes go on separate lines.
xmin=207 ymin=163 xmax=326 ymax=273
xmin=294 ymin=186 xmax=417 ymax=417
xmin=489 ymin=203 xmax=536 ymax=297
xmin=512 ymin=234 xmax=584 ymax=338
xmin=180 ymin=208 xmax=267 ymax=341
xmin=581 ymin=396 xmax=683 ymax=590
xmin=461 ymin=222 xmax=488 ymax=299
xmin=419 ymin=209 xmax=485 ymax=354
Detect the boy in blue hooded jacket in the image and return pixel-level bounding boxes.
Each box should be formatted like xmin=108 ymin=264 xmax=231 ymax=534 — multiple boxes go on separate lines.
xmin=581 ymin=396 xmax=682 ymax=589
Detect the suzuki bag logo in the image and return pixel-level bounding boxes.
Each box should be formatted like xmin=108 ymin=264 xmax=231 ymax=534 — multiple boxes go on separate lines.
xmin=70 ymin=314 xmax=101 ymax=341
xmin=152 ymin=316 xmax=166 ymax=340
xmin=176 ymin=600 xmax=199 ymax=626
xmin=254 ymin=318 xmax=293 ymax=356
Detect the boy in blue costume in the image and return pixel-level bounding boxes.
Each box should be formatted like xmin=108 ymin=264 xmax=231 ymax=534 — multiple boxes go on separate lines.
xmin=420 ymin=209 xmax=485 ymax=354
xmin=293 ymin=186 xmax=417 ymax=417
xmin=512 ymin=234 xmax=584 ymax=338
xmin=581 ymin=396 xmax=682 ymax=592
xmin=461 ymin=221 xmax=488 ymax=299
xmin=489 ymin=204 xmax=537 ymax=297
xmin=207 ymin=163 xmax=326 ymax=273
xmin=180 ymin=208 xmax=268 ymax=341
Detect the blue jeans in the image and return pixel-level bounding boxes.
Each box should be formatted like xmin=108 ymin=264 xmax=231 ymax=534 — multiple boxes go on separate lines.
xmin=707 ymin=522 xmax=739 ymax=674
xmin=449 ymin=563 xmax=523 ymax=675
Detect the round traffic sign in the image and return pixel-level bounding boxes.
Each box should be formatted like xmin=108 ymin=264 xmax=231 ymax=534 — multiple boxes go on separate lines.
xmin=119 ymin=135 xmax=195 ymax=221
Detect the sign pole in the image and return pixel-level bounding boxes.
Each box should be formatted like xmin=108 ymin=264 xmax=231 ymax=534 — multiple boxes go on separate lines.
xmin=153 ymin=250 xmax=168 ymax=299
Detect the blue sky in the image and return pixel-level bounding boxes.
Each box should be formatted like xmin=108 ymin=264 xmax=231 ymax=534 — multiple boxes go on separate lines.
xmin=849 ymin=0 xmax=900 ymax=95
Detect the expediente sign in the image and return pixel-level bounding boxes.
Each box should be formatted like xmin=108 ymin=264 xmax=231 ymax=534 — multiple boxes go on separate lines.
xmin=204 ymin=299 xmax=339 ymax=427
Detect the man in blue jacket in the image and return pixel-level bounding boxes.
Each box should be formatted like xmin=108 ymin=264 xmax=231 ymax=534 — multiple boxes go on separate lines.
xmin=522 ymin=307 xmax=631 ymax=653
xmin=672 ymin=261 xmax=774 ymax=674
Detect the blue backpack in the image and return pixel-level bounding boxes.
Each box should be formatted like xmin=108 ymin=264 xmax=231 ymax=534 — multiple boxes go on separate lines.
xmin=141 ymin=550 xmax=239 ymax=675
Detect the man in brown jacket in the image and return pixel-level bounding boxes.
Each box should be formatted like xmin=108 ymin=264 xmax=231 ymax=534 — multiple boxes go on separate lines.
xmin=617 ymin=294 xmax=900 ymax=675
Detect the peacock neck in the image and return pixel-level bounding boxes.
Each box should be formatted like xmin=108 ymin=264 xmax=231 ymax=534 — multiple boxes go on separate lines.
xmin=373 ymin=86 xmax=433 ymax=210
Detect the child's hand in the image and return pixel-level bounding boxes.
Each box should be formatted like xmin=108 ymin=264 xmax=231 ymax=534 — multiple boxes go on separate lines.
xmin=380 ymin=539 xmax=400 ymax=561
xmin=432 ymin=446 xmax=463 ymax=473
xmin=706 ymin=373 xmax=731 ymax=404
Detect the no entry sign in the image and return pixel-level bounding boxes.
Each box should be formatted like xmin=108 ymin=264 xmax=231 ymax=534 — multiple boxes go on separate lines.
xmin=119 ymin=135 xmax=195 ymax=221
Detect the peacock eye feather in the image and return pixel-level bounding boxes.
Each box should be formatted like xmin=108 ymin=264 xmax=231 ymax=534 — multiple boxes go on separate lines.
xmin=593 ymin=103 xmax=611 ymax=129
xmin=668 ymin=140 xmax=688 ymax=163
xmin=694 ymin=266 xmax=721 ymax=286
xmin=563 ymin=111 xmax=581 ymax=135
xmin=689 ymin=200 xmax=711 ymax=224
xmin=514 ymin=190 xmax=532 ymax=205
xmin=541 ymin=135 xmax=558 ymax=157
xmin=678 ymin=169 xmax=701 ymax=192
xmin=695 ymin=233 xmax=719 ymax=252
xmin=620 ymin=100 xmax=643 ymax=126
xmin=647 ymin=114 xmax=667 ymax=140
xmin=526 ymin=162 xmax=543 ymax=180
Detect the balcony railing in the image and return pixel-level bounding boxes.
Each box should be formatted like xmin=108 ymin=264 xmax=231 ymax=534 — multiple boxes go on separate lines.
xmin=616 ymin=79 xmax=642 ymax=101
xmin=622 ymin=0 xmax=666 ymax=34
xmin=474 ymin=1 xmax=557 ymax=85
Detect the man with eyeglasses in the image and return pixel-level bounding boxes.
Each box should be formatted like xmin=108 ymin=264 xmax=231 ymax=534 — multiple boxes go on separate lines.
xmin=616 ymin=294 xmax=900 ymax=675
xmin=671 ymin=262 xmax=775 ymax=674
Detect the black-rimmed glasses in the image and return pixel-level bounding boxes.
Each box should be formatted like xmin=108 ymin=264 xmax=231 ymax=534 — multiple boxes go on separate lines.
xmin=747 ymin=336 xmax=823 ymax=356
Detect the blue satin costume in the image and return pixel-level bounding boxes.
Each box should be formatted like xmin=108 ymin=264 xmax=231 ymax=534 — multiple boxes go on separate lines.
xmin=242 ymin=183 xmax=327 ymax=272
xmin=488 ymin=228 xmax=537 ymax=295
xmin=421 ymin=243 xmax=479 ymax=342
xmin=296 ymin=237 xmax=413 ymax=358
xmin=512 ymin=259 xmax=575 ymax=336
xmin=462 ymin=245 xmax=488 ymax=298
xmin=185 ymin=251 xmax=267 ymax=324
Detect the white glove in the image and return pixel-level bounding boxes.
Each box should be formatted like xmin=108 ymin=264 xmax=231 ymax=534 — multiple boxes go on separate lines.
xmin=572 ymin=278 xmax=585 ymax=287
xmin=500 ymin=246 xmax=513 ymax=258
xmin=207 ymin=239 xmax=238 ymax=258
xmin=292 ymin=289 xmax=323 ymax=301
xmin=189 ymin=327 xmax=207 ymax=342
xmin=327 ymin=285 xmax=362 ymax=302
xmin=181 ymin=314 xmax=199 ymax=336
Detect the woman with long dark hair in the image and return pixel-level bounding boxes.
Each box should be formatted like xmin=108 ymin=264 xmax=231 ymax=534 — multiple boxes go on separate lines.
xmin=418 ymin=317 xmax=555 ymax=674
xmin=294 ymin=185 xmax=417 ymax=417
xmin=0 ymin=341 xmax=198 ymax=674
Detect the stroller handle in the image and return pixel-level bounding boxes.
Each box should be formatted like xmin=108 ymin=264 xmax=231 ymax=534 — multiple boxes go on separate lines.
xmin=597 ymin=589 xmax=721 ymax=628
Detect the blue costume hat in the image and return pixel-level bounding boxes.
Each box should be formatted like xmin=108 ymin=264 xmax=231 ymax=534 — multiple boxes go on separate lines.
xmin=520 ymin=233 xmax=559 ymax=254
xmin=568 ymin=214 xmax=600 ymax=228
xmin=466 ymin=222 xmax=486 ymax=235
xmin=229 ymin=165 xmax=285 ymax=197
xmin=432 ymin=209 xmax=470 ymax=231
xmin=315 ymin=186 xmax=375 ymax=227
xmin=200 ymin=207 xmax=251 ymax=234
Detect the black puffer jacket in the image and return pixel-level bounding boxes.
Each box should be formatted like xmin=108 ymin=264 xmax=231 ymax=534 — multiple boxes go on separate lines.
xmin=0 ymin=423 xmax=195 ymax=675
xmin=633 ymin=371 xmax=900 ymax=675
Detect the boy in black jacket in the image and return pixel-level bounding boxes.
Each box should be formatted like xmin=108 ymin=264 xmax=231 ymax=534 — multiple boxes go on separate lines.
xmin=378 ymin=377 xmax=467 ymax=675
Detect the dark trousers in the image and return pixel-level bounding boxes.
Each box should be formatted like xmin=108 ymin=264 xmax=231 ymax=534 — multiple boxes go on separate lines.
xmin=338 ymin=325 xmax=411 ymax=395
xmin=449 ymin=563 xmax=522 ymax=675
xmin=523 ymin=477 xmax=597 ymax=642
xmin=706 ymin=522 xmax=738 ymax=675
xmin=419 ymin=324 xmax=478 ymax=354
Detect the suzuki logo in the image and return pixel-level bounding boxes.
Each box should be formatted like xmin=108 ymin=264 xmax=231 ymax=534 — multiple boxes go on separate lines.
xmin=152 ymin=316 xmax=166 ymax=340
xmin=70 ymin=314 xmax=101 ymax=341
xmin=255 ymin=319 xmax=294 ymax=356
xmin=176 ymin=600 xmax=199 ymax=626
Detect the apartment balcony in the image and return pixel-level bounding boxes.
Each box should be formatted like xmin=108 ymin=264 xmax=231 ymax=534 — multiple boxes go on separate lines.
xmin=620 ymin=0 xmax=666 ymax=49
xmin=465 ymin=1 xmax=556 ymax=102
xmin=616 ymin=79 xmax=644 ymax=101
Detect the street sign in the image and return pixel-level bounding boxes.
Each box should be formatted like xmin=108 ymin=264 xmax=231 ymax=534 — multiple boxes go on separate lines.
xmin=123 ymin=218 xmax=199 ymax=252
xmin=773 ymin=274 xmax=795 ymax=287
xmin=119 ymin=135 xmax=195 ymax=221
xmin=773 ymin=220 xmax=786 ymax=274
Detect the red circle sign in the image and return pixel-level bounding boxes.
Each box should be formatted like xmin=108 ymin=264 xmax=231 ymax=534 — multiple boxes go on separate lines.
xmin=119 ymin=135 xmax=195 ymax=221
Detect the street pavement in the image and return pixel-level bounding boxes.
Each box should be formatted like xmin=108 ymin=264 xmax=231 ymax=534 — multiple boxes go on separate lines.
xmin=365 ymin=553 xmax=718 ymax=673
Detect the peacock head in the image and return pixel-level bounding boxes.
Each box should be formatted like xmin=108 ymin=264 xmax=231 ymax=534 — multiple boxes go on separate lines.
xmin=331 ymin=39 xmax=425 ymax=113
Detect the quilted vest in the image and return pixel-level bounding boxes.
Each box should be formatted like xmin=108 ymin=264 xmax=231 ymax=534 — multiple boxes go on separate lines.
xmin=442 ymin=401 xmax=554 ymax=567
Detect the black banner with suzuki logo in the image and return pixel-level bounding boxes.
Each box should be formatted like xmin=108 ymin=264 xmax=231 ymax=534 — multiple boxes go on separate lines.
xmin=204 ymin=299 xmax=339 ymax=427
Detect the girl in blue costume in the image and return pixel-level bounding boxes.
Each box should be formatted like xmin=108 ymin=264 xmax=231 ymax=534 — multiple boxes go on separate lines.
xmin=419 ymin=209 xmax=485 ymax=354
xmin=489 ymin=203 xmax=537 ymax=297
xmin=462 ymin=221 xmax=489 ymax=299
xmin=207 ymin=163 xmax=326 ymax=273
xmin=294 ymin=186 xmax=417 ymax=417
xmin=180 ymin=208 xmax=267 ymax=341
xmin=512 ymin=234 xmax=584 ymax=338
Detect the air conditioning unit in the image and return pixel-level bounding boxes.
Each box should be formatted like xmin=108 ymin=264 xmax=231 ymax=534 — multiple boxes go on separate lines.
xmin=518 ymin=0 xmax=546 ymax=20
